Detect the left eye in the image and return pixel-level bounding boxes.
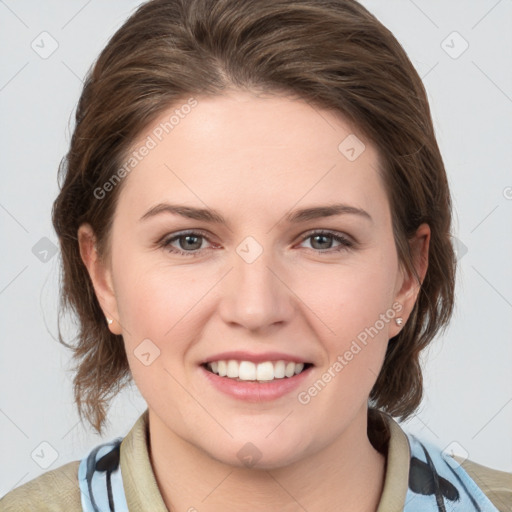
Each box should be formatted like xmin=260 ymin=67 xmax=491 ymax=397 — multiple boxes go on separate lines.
xmin=159 ymin=230 xmax=353 ymax=257
xmin=299 ymin=231 xmax=353 ymax=252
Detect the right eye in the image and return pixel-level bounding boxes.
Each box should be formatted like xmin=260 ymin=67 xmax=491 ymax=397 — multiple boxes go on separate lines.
xmin=159 ymin=230 xmax=215 ymax=257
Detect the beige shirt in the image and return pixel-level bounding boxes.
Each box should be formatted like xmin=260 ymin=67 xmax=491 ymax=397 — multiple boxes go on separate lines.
xmin=1 ymin=410 xmax=510 ymax=511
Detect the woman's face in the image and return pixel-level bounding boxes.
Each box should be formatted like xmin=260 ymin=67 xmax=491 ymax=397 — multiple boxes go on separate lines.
xmin=82 ymin=90 xmax=428 ymax=468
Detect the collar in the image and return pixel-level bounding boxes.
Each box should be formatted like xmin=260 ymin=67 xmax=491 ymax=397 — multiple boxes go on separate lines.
xmin=81 ymin=408 xmax=497 ymax=511
xmin=117 ymin=409 xmax=412 ymax=511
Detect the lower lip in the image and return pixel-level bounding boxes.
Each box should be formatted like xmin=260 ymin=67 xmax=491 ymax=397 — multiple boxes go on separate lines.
xmin=200 ymin=365 xmax=313 ymax=401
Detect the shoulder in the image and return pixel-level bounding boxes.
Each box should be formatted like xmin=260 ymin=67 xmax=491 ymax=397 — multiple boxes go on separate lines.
xmin=458 ymin=457 xmax=512 ymax=512
xmin=406 ymin=432 xmax=512 ymax=512
xmin=375 ymin=411 xmax=512 ymax=512
xmin=0 ymin=461 xmax=81 ymax=512
xmin=0 ymin=411 xmax=151 ymax=512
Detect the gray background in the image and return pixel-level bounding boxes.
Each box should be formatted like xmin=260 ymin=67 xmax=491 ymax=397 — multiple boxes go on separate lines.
xmin=1 ymin=0 xmax=511 ymax=496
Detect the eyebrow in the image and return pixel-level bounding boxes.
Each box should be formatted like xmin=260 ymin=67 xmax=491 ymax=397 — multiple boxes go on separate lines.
xmin=139 ymin=202 xmax=372 ymax=224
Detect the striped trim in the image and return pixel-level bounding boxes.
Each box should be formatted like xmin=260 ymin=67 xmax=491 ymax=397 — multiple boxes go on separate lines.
xmin=78 ymin=438 xmax=128 ymax=512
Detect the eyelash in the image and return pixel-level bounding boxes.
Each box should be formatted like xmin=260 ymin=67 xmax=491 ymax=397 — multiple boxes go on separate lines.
xmin=158 ymin=230 xmax=354 ymax=257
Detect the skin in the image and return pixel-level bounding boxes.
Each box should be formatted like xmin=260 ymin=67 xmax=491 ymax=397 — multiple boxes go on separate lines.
xmin=79 ymin=89 xmax=429 ymax=512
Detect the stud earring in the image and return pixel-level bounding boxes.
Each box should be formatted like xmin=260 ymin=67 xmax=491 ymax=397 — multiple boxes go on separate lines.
xmin=395 ymin=317 xmax=403 ymax=326
xmin=106 ymin=318 xmax=113 ymax=325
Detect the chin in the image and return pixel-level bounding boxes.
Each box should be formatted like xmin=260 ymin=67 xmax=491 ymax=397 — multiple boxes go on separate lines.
xmin=202 ymin=431 xmax=312 ymax=470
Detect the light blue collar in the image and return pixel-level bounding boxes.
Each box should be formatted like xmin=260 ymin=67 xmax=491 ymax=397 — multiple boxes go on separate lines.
xmin=78 ymin=431 xmax=499 ymax=511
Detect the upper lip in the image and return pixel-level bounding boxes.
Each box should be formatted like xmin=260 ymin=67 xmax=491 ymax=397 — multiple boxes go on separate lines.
xmin=201 ymin=351 xmax=313 ymax=365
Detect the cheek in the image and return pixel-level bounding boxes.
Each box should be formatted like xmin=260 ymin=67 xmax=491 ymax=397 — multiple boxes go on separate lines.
xmin=303 ymin=254 xmax=398 ymax=341
xmin=113 ymin=263 xmax=199 ymax=410
xmin=112 ymin=257 xmax=211 ymax=392
xmin=113 ymin=254 xmax=199 ymax=337
xmin=298 ymin=249 xmax=397 ymax=399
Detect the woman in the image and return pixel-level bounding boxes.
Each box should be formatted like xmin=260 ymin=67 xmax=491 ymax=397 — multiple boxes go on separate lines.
xmin=1 ymin=0 xmax=510 ymax=511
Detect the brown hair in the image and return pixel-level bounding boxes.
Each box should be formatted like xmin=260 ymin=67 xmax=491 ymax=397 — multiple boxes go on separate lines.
xmin=52 ymin=0 xmax=456 ymax=433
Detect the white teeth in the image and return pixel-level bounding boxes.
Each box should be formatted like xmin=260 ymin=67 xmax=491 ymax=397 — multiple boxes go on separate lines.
xmin=285 ymin=362 xmax=295 ymax=378
xmin=226 ymin=360 xmax=238 ymax=378
xmin=274 ymin=360 xmax=285 ymax=378
xmin=238 ymin=361 xmax=256 ymax=381
xmin=206 ymin=359 xmax=308 ymax=381
xmin=217 ymin=360 xmax=227 ymax=377
xmin=294 ymin=363 xmax=304 ymax=375
xmin=256 ymin=361 xmax=274 ymax=381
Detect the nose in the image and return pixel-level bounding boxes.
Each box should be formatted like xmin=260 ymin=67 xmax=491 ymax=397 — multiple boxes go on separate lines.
xmin=218 ymin=246 xmax=295 ymax=332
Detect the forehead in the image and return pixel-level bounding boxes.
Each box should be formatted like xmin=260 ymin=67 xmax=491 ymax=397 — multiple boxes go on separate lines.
xmin=116 ymin=91 xmax=388 ymax=224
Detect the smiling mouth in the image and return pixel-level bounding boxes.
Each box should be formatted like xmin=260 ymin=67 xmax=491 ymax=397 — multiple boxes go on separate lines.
xmin=202 ymin=360 xmax=313 ymax=382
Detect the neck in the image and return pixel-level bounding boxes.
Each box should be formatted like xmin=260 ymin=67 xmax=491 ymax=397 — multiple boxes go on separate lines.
xmin=148 ymin=407 xmax=386 ymax=512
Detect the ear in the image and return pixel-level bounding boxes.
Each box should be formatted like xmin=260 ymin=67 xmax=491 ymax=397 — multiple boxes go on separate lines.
xmin=390 ymin=223 xmax=430 ymax=338
xmin=77 ymin=223 xmax=122 ymax=335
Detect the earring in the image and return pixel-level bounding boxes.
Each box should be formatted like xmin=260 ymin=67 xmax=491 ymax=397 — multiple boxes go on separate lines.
xmin=106 ymin=318 xmax=113 ymax=325
xmin=395 ymin=317 xmax=403 ymax=326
